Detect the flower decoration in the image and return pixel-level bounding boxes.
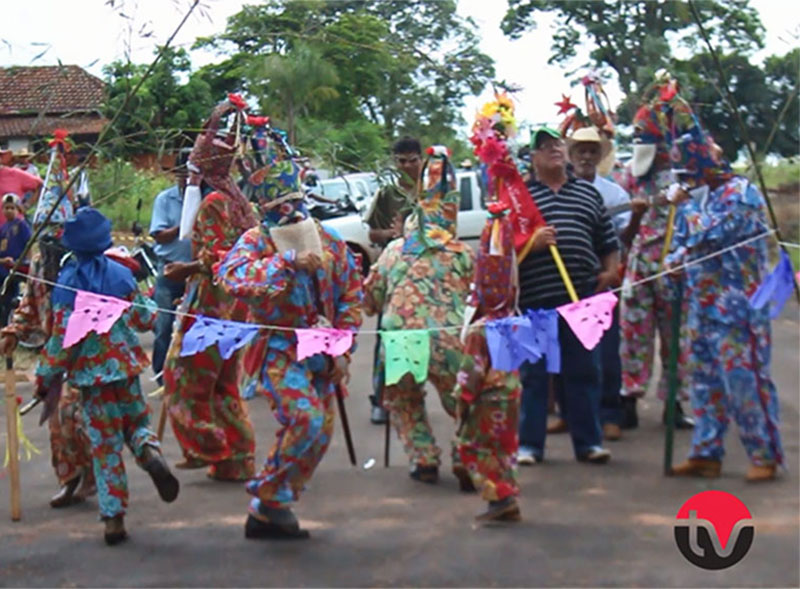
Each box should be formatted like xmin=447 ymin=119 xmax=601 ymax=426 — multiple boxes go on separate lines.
xmin=227 ymin=93 xmax=248 ymax=110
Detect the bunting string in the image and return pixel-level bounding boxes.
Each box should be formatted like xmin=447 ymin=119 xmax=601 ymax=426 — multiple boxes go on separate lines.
xmin=12 ymin=228 xmax=786 ymax=337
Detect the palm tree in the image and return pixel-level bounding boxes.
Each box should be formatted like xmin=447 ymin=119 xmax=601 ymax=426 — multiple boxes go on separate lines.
xmin=253 ymin=43 xmax=340 ymax=145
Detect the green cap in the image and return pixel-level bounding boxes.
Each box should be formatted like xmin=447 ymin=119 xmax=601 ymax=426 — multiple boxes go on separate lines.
xmin=531 ymin=126 xmax=562 ymax=150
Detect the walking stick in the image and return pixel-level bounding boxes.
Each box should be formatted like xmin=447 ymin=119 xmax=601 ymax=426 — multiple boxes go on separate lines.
xmin=663 ymin=280 xmax=683 ymax=476
xmin=4 ymin=355 xmax=22 ymax=520
xmin=384 ymin=413 xmax=391 ymax=468
xmin=156 ymin=388 xmax=168 ymax=442
xmin=336 ymin=384 xmax=357 ymax=466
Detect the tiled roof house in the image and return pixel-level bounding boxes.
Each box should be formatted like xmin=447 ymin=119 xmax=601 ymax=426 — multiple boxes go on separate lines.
xmin=0 ymin=65 xmax=107 ymax=153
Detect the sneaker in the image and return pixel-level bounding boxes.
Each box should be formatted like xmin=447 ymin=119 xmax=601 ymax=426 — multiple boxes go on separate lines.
xmin=517 ymin=446 xmax=541 ymax=466
xmin=577 ymin=447 xmax=611 ymax=464
xmin=370 ymin=405 xmax=388 ymax=425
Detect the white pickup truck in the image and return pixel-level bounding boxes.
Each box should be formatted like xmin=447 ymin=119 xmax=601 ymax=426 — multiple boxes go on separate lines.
xmin=321 ymin=170 xmax=487 ymax=275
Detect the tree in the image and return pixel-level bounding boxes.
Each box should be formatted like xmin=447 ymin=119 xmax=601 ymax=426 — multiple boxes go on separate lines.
xmin=501 ymin=1 xmax=764 ymax=97
xmin=195 ymin=0 xmax=495 ymax=164
xmin=102 ymin=46 xmax=214 ymax=157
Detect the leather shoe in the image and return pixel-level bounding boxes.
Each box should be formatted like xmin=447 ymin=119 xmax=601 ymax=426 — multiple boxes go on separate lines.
xmin=475 ymin=497 xmax=521 ymax=522
xmin=409 ymin=464 xmax=438 ymax=484
xmin=104 ymin=515 xmax=128 ymax=546
xmin=603 ymin=423 xmax=622 ymax=441
xmin=546 ymin=417 xmax=568 ymax=434
xmin=452 ymin=465 xmax=477 ymax=493
xmin=621 ymin=397 xmax=638 ymax=429
xmin=245 ymin=506 xmax=310 ymax=540
xmin=142 ymin=446 xmax=180 ymax=502
xmin=671 ymin=458 xmax=721 ymax=478
xmin=50 ymin=474 xmax=83 ymax=509
xmin=745 ymin=463 xmax=777 ymax=482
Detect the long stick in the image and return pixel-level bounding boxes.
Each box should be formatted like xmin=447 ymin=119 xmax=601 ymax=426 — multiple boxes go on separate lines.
xmin=663 ymin=281 xmax=683 ymax=476
xmin=660 ymin=205 xmax=677 ymax=270
xmin=0 ymin=0 xmax=202 ymax=298
xmin=687 ymin=0 xmax=800 ymax=303
xmin=5 ymin=355 xmax=21 ymax=521
xmin=549 ymin=245 xmax=579 ymax=303
xmin=335 ymin=384 xmax=356 ymax=466
xmin=384 ymin=412 xmax=391 ymax=468
xmin=157 ymin=394 xmax=168 ymax=442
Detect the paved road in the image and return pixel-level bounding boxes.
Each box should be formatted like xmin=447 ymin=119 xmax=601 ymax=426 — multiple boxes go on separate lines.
xmin=1 ymin=306 xmax=798 ymax=587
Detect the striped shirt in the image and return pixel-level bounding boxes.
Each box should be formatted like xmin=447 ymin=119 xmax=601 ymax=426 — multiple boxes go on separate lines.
xmin=519 ymin=177 xmax=619 ymax=310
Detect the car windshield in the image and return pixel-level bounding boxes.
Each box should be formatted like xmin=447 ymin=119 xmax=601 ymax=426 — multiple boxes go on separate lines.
xmin=318 ymin=180 xmax=351 ymax=201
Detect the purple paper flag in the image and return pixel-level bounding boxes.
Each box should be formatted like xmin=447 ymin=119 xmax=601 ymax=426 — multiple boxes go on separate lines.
xmin=486 ymin=317 xmax=540 ymax=372
xmin=749 ymin=250 xmax=795 ymax=319
xmin=180 ymin=316 xmax=259 ymax=360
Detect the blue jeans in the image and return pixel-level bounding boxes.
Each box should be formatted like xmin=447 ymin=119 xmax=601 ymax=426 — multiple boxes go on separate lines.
xmin=599 ymin=305 xmax=622 ymax=426
xmin=519 ymin=315 xmax=603 ymax=459
xmin=152 ymin=265 xmax=186 ymax=385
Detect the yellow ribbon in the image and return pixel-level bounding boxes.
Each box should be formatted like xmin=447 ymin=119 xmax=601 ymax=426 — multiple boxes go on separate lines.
xmin=660 ymin=204 xmax=678 ymax=270
xmin=3 ymin=410 xmax=40 ymax=467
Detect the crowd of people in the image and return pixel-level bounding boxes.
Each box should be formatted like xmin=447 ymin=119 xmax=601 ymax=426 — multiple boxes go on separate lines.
xmin=0 ymin=80 xmax=785 ymax=546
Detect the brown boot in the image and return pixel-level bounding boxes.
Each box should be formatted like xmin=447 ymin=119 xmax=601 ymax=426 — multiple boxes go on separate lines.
xmin=475 ymin=497 xmax=521 ymax=523
xmin=603 ymin=423 xmax=622 ymax=441
xmin=546 ymin=417 xmax=568 ymax=434
xmin=104 ymin=515 xmax=128 ymax=546
xmin=671 ymin=458 xmax=721 ymax=478
xmin=745 ymin=463 xmax=777 ymax=482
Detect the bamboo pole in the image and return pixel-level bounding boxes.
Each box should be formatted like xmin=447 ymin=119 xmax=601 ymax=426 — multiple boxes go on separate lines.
xmin=4 ymin=356 xmax=21 ymax=521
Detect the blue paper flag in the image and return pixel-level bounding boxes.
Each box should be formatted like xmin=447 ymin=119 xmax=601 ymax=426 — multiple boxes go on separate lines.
xmin=485 ymin=310 xmax=560 ymax=374
xmin=749 ymin=250 xmax=795 ymax=319
xmin=180 ymin=316 xmax=260 ymax=360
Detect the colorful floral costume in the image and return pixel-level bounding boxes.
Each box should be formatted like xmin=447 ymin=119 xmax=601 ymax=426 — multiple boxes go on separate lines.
xmin=164 ymin=99 xmax=258 ymax=481
xmin=666 ymin=123 xmax=783 ymax=467
xmin=618 ymin=104 xmax=689 ymax=399
xmin=35 ymin=209 xmax=163 ymax=520
xmin=365 ymin=181 xmax=474 ymax=470
xmin=455 ymin=206 xmax=520 ymax=504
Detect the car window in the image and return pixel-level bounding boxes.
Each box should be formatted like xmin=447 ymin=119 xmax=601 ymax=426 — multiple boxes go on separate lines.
xmin=459 ymin=176 xmax=473 ymax=211
xmin=319 ymin=180 xmax=350 ymax=201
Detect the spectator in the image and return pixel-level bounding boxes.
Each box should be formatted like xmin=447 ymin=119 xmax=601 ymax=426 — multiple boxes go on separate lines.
xmin=0 ymin=193 xmax=32 ymax=325
xmin=362 ymin=136 xmax=423 ymax=424
xmin=517 ymin=127 xmax=619 ymax=465
xmin=567 ymin=127 xmax=648 ymax=441
xmin=148 ymin=152 xmax=192 ymax=384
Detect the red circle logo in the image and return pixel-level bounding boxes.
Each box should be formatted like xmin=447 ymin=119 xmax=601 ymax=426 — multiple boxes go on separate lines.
xmin=674 ymin=491 xmax=754 ymax=570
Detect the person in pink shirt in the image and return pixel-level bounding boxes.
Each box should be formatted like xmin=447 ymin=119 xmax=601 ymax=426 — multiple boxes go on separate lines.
xmin=0 ymin=149 xmax=42 ymax=204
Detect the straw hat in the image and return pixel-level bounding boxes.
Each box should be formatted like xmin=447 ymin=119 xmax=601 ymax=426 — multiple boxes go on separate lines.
xmin=566 ymin=127 xmax=612 ymax=161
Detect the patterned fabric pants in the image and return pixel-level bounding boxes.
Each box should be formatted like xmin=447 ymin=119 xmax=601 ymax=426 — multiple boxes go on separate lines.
xmin=80 ymin=378 xmax=160 ymax=519
xmin=165 ymin=344 xmax=255 ymax=480
xmin=457 ymin=386 xmax=521 ymax=502
xmin=382 ymin=344 xmax=460 ymax=468
xmin=49 ymin=385 xmax=95 ymax=488
xmin=247 ymin=355 xmax=336 ymax=512
xmin=620 ymin=247 xmax=689 ymax=399
xmin=687 ymin=317 xmax=783 ymax=466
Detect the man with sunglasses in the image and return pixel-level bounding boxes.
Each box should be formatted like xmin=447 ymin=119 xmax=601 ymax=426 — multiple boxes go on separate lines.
xmin=363 ymin=137 xmax=423 ymax=424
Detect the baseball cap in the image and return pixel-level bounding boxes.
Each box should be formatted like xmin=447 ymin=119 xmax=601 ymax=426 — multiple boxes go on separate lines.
xmin=531 ymin=127 xmax=562 ymax=150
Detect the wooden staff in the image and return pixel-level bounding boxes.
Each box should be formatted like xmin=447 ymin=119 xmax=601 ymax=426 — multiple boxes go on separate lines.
xmin=384 ymin=412 xmax=391 ymax=468
xmin=4 ymin=355 xmax=21 ymax=521
xmin=335 ymin=384 xmax=357 ymax=466
xmin=663 ymin=281 xmax=683 ymax=475
xmin=156 ymin=389 xmax=169 ymax=442
xmin=659 ymin=204 xmax=677 ymax=270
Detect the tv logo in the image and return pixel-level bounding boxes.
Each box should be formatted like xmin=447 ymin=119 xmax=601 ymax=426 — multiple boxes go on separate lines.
xmin=674 ymin=490 xmax=754 ymax=570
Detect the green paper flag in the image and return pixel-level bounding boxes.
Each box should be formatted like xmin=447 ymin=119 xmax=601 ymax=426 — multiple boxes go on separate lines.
xmin=383 ymin=329 xmax=431 ymax=386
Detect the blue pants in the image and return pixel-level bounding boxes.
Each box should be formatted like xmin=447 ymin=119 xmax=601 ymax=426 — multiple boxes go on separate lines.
xmin=599 ymin=306 xmax=622 ymax=426
xmin=152 ymin=267 xmax=185 ymax=385
xmin=519 ymin=316 xmax=603 ymax=459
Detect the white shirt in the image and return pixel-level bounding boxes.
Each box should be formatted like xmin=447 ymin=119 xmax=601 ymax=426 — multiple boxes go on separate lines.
xmin=593 ymin=174 xmax=631 ymax=238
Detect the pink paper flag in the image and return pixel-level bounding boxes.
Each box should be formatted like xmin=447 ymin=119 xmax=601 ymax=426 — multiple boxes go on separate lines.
xmin=295 ymin=328 xmax=354 ymax=361
xmin=64 ymin=290 xmax=131 ymax=348
xmin=556 ymin=291 xmax=618 ymax=351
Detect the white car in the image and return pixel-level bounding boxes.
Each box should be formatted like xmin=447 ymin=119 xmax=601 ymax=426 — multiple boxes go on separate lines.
xmin=321 ymin=170 xmax=487 ymax=275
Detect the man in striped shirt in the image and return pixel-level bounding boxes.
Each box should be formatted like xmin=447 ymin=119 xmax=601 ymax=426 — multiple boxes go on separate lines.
xmin=517 ymin=127 xmax=619 ymax=465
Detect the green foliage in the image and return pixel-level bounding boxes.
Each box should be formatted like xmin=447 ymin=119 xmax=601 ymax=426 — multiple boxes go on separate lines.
xmin=501 ymin=1 xmax=764 ymax=95
xmin=297 ymin=117 xmax=388 ymax=174
xmin=758 ymin=158 xmax=800 ymax=190
xmin=196 ymin=0 xmax=495 ymax=164
xmin=88 ymin=160 xmax=172 ymax=230
xmin=102 ymin=46 xmax=215 ymax=158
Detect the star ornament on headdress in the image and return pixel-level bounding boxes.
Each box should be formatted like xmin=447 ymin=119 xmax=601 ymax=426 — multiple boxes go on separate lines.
xmin=555 ymin=94 xmax=577 ymax=115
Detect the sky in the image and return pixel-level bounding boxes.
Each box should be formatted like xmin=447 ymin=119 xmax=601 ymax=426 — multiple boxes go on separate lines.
xmin=1 ymin=0 xmax=798 ymax=139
